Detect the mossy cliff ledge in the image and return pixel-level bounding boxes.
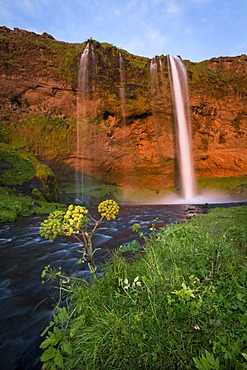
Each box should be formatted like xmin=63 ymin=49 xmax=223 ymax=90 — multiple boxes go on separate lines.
xmin=0 ymin=143 xmax=61 ymax=222
xmin=0 ymin=26 xmax=246 ymax=192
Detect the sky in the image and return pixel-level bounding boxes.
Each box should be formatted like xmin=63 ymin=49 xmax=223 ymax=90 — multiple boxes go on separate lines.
xmin=0 ymin=0 xmax=246 ymax=62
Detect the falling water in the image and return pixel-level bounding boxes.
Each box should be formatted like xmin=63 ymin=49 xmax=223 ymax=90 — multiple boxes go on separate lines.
xmin=150 ymin=57 xmax=159 ymax=95
xmin=119 ymin=53 xmax=126 ymax=124
xmin=76 ymin=43 xmax=97 ymax=203
xmin=168 ymin=55 xmax=197 ymax=200
xmin=76 ymin=43 xmax=89 ymax=201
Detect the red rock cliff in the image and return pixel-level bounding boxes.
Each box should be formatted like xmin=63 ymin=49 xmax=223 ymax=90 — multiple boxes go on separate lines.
xmin=0 ymin=27 xmax=246 ymax=192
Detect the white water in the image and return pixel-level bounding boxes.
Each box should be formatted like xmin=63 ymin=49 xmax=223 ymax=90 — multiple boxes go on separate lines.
xmin=168 ymin=55 xmax=197 ymax=200
xmin=150 ymin=57 xmax=159 ymax=95
xmin=76 ymin=44 xmax=90 ymax=201
xmin=76 ymin=43 xmax=97 ymax=202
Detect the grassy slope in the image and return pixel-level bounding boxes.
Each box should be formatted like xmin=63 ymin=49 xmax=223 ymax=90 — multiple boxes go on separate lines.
xmin=40 ymin=206 xmax=247 ymax=370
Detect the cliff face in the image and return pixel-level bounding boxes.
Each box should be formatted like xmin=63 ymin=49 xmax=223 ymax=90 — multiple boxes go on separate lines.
xmin=0 ymin=26 xmax=246 ymax=193
xmin=187 ymin=56 xmax=247 ymax=181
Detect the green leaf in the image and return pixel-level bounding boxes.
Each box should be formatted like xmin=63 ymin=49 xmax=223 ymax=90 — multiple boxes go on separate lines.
xmin=242 ymin=353 xmax=247 ymax=360
xmin=41 ymin=321 xmax=55 ymax=337
xmin=193 ymin=355 xmax=212 ymax=370
xmin=54 ymin=351 xmax=64 ymax=368
xmin=57 ymin=307 xmax=69 ymax=323
xmin=205 ymin=351 xmax=219 ymax=369
xmin=61 ymin=340 xmax=73 ymax=355
xmin=237 ymin=293 xmax=245 ymax=301
xmin=41 ymin=346 xmax=56 ymax=362
xmin=200 ymin=356 xmax=212 ymax=369
xmin=193 ymin=357 xmax=205 ymax=370
xmin=40 ymin=338 xmax=52 ymax=349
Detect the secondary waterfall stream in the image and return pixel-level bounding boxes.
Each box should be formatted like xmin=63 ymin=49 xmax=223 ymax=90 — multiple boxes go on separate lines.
xmin=76 ymin=43 xmax=96 ymax=203
xmin=76 ymin=43 xmax=89 ymax=201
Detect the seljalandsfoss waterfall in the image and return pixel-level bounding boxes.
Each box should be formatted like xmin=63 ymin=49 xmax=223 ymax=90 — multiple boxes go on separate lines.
xmin=168 ymin=55 xmax=197 ymax=200
xmin=76 ymin=43 xmax=197 ymax=203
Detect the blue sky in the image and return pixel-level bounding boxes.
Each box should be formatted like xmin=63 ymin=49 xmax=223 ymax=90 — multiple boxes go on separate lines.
xmin=1 ymin=0 xmax=246 ymax=61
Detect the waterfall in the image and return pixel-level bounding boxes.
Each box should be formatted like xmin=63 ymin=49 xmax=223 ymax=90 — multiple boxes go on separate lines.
xmin=75 ymin=45 xmax=196 ymax=202
xmin=76 ymin=43 xmax=95 ymax=202
xmin=150 ymin=57 xmax=159 ymax=95
xmin=119 ymin=53 xmax=126 ymax=124
xmin=168 ymin=55 xmax=197 ymax=200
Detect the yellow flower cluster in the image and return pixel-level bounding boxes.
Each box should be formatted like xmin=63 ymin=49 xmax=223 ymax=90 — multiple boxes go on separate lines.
xmin=63 ymin=205 xmax=89 ymax=236
xmin=39 ymin=210 xmax=65 ymax=240
xmin=39 ymin=205 xmax=89 ymax=240
xmin=98 ymin=199 xmax=119 ymax=221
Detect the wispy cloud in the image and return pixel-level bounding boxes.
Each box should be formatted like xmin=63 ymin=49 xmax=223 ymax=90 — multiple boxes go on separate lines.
xmin=22 ymin=0 xmax=35 ymax=14
xmin=165 ymin=0 xmax=182 ymax=14
xmin=189 ymin=0 xmax=211 ymax=4
xmin=0 ymin=0 xmax=245 ymax=61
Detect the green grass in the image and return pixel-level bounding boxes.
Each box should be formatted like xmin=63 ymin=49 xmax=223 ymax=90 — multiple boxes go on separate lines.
xmin=40 ymin=206 xmax=247 ymax=369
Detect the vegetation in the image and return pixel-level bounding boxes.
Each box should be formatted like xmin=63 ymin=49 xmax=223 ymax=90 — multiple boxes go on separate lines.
xmin=40 ymin=200 xmax=119 ymax=280
xmin=0 ymin=142 xmax=53 ymax=185
xmin=198 ymin=176 xmax=247 ymax=198
xmin=0 ymin=187 xmax=65 ymax=223
xmin=0 ymin=143 xmax=63 ymax=222
xmin=0 ymin=27 xmax=84 ymax=86
xmin=1 ymin=115 xmax=76 ymax=160
xmin=39 ymin=205 xmax=247 ymax=369
xmin=186 ymin=58 xmax=247 ymax=98
xmin=0 ymin=187 xmax=33 ymax=223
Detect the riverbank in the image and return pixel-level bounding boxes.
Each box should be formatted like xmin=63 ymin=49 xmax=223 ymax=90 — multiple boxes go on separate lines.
xmin=39 ymin=205 xmax=247 ymax=369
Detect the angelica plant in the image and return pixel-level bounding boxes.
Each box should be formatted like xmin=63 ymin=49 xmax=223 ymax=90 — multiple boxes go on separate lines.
xmin=40 ymin=199 xmax=119 ymax=280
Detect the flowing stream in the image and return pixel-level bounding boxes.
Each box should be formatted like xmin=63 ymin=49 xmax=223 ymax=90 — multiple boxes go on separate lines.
xmin=0 ymin=204 xmax=202 ymax=369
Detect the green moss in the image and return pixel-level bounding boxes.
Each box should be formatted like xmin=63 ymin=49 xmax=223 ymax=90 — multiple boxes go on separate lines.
xmin=6 ymin=115 xmax=76 ymax=160
xmin=34 ymin=201 xmax=67 ymax=215
xmin=0 ymin=123 xmax=12 ymax=143
xmin=0 ymin=143 xmax=62 ymax=222
xmin=187 ymin=59 xmax=247 ymax=99
xmin=0 ymin=28 xmax=84 ymax=86
xmin=83 ymin=184 xmax=122 ymax=201
xmin=0 ymin=187 xmax=33 ymax=223
xmin=0 ymin=143 xmax=54 ymax=185
xmin=0 ymin=144 xmax=36 ymax=185
xmin=0 ymin=187 xmax=66 ymax=223
xmin=198 ymin=176 xmax=247 ymax=196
